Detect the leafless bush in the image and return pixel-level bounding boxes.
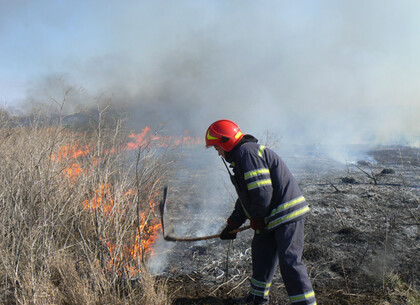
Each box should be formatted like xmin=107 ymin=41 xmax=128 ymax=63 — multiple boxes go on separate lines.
xmin=257 ymin=129 xmax=281 ymax=151
xmin=353 ymin=163 xmax=378 ymax=185
xmin=0 ymin=106 xmax=173 ymax=305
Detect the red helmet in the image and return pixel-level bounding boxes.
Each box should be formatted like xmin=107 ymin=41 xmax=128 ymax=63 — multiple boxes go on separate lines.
xmin=205 ymin=120 xmax=244 ymax=152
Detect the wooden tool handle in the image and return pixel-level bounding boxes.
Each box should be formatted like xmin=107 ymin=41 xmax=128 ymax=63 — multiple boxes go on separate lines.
xmin=164 ymin=225 xmax=251 ymax=242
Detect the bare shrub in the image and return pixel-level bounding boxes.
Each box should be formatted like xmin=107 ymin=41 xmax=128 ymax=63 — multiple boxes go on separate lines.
xmin=0 ymin=105 xmax=172 ymax=305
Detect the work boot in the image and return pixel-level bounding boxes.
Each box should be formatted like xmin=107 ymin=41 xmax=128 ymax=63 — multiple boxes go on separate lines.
xmin=233 ymin=294 xmax=269 ymax=304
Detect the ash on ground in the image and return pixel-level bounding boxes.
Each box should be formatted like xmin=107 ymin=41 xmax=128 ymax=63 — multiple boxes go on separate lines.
xmin=150 ymin=145 xmax=419 ymax=305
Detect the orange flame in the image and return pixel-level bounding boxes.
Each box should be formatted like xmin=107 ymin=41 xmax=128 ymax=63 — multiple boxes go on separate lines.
xmin=100 ymin=207 xmax=162 ymax=276
xmin=127 ymin=126 xmax=151 ymax=150
xmin=126 ymin=126 xmax=202 ymax=150
xmin=83 ymin=183 xmax=114 ymax=212
xmin=49 ymin=143 xmax=90 ymax=162
xmin=132 ymin=213 xmax=162 ymax=258
xmin=66 ymin=163 xmax=83 ymax=179
xmin=49 ymin=127 xmax=190 ymax=275
xmin=49 ymin=141 xmax=93 ymax=181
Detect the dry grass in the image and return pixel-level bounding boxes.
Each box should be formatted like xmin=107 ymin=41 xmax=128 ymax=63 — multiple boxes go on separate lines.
xmin=0 ymin=108 xmax=173 ymax=305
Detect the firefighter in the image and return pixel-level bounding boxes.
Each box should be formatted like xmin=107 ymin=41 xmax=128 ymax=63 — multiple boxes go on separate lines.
xmin=205 ymin=120 xmax=316 ymax=305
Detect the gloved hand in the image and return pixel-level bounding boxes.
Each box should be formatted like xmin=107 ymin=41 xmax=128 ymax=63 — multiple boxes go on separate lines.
xmin=250 ymin=217 xmax=265 ymax=230
xmin=220 ymin=225 xmax=237 ymax=240
xmin=220 ymin=218 xmax=241 ymax=240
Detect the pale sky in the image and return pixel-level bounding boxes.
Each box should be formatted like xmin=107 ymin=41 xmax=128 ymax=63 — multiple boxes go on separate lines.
xmin=1 ymin=0 xmax=419 ymax=146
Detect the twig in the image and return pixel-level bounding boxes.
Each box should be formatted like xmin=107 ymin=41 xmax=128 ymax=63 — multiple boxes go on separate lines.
xmin=383 ymin=214 xmax=389 ymax=291
xmin=225 ymin=240 xmax=233 ymax=281
xmin=334 ymin=206 xmax=345 ymax=227
xmin=186 ymin=274 xmax=195 ymax=282
xmin=341 ymin=292 xmax=366 ymax=297
xmin=199 ymin=261 xmax=218 ymax=273
xmin=378 ymin=208 xmax=389 ymax=292
xmin=408 ymin=198 xmax=419 ymax=223
xmin=358 ymin=243 xmax=369 ymax=266
xmin=341 ymin=261 xmax=350 ymax=293
xmin=326 ymin=179 xmax=341 ymax=192
xmin=227 ymin=275 xmax=250 ymax=295
xmin=398 ymin=147 xmax=404 ymax=167
xmin=353 ymin=164 xmax=378 ymax=185
xmin=210 ymin=275 xmax=239 ymax=295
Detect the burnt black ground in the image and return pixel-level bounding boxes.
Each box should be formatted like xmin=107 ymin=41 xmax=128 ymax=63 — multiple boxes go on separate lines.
xmin=150 ymin=145 xmax=419 ymax=305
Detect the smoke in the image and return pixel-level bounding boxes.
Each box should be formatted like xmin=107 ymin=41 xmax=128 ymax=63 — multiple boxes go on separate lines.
xmin=5 ymin=1 xmax=420 ymax=273
xmin=3 ymin=1 xmax=420 ymax=150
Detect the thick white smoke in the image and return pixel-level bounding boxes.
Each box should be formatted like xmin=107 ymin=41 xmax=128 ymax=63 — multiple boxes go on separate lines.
xmin=3 ymin=1 xmax=419 ymax=151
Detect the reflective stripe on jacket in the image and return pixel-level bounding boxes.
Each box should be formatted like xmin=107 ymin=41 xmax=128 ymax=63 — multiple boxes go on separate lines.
xmin=227 ymin=142 xmax=309 ymax=230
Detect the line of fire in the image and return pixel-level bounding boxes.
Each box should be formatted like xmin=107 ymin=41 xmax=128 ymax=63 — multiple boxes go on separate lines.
xmin=48 ymin=126 xmax=202 ymax=277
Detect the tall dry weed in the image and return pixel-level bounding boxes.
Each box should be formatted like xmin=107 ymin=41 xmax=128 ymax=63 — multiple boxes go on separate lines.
xmin=0 ymin=107 xmax=172 ymax=305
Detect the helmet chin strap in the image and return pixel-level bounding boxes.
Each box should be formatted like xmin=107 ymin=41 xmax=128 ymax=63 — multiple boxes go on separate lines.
xmin=221 ymin=157 xmax=233 ymax=177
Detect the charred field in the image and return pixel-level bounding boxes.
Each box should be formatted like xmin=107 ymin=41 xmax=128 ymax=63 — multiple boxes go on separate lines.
xmin=152 ymin=145 xmax=420 ymax=305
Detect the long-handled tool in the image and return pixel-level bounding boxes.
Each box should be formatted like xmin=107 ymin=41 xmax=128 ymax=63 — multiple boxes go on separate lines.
xmin=159 ymin=186 xmax=251 ymax=242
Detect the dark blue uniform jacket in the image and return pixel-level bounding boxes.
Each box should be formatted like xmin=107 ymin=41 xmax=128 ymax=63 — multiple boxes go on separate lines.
xmin=225 ymin=136 xmax=310 ymax=231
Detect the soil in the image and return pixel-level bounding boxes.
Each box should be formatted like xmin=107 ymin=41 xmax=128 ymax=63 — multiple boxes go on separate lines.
xmin=150 ymin=145 xmax=419 ymax=305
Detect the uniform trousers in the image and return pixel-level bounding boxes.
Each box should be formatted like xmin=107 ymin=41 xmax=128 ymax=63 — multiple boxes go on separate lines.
xmin=250 ymin=219 xmax=316 ymax=305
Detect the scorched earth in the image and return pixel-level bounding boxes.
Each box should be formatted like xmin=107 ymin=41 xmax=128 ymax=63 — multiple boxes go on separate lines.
xmin=148 ymin=145 xmax=419 ymax=305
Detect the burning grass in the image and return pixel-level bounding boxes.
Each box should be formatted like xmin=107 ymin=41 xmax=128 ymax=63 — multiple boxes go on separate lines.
xmin=0 ymin=109 xmax=174 ymax=305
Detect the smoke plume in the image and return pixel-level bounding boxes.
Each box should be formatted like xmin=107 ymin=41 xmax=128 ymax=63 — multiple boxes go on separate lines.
xmin=3 ymin=1 xmax=420 ymax=151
